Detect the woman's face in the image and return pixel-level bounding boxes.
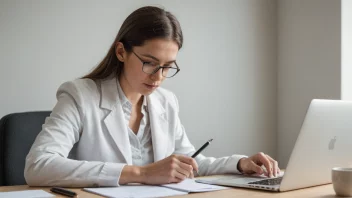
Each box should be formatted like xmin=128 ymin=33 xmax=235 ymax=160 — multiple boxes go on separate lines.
xmin=119 ymin=38 xmax=179 ymax=96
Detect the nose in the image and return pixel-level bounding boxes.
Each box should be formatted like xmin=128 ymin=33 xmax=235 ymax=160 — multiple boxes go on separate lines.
xmin=150 ymin=68 xmax=163 ymax=81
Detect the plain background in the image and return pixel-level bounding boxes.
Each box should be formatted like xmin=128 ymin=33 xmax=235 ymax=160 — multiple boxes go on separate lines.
xmin=0 ymin=0 xmax=347 ymax=167
xmin=277 ymin=0 xmax=341 ymax=166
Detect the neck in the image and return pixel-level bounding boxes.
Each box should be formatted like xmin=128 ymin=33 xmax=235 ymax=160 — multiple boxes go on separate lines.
xmin=118 ymin=75 xmax=143 ymax=106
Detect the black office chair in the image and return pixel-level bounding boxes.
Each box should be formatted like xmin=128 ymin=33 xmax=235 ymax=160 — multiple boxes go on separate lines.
xmin=0 ymin=111 xmax=51 ymax=186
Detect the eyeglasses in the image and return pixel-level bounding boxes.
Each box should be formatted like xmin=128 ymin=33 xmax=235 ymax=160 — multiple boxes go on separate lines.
xmin=131 ymin=51 xmax=180 ymax=78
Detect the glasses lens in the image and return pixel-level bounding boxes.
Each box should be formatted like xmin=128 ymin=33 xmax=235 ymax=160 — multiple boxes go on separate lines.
xmin=142 ymin=63 xmax=157 ymax=74
xmin=142 ymin=62 xmax=179 ymax=78
xmin=163 ymin=67 xmax=178 ymax=78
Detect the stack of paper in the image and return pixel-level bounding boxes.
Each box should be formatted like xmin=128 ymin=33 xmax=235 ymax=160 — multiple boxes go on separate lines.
xmin=0 ymin=190 xmax=54 ymax=198
xmin=84 ymin=179 xmax=228 ymax=198
xmin=84 ymin=185 xmax=187 ymax=198
xmin=162 ymin=178 xmax=228 ymax=192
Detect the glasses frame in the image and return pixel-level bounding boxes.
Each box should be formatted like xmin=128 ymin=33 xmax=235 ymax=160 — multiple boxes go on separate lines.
xmin=131 ymin=51 xmax=180 ymax=78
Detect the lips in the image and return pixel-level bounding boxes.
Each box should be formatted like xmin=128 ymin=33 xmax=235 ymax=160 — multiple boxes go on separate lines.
xmin=144 ymin=83 xmax=159 ymax=89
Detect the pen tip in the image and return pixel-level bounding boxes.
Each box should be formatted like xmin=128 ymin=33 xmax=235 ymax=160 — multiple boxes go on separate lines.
xmin=209 ymin=139 xmax=213 ymax=142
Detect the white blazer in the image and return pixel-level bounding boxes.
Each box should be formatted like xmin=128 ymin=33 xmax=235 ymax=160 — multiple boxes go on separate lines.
xmin=24 ymin=77 xmax=246 ymax=187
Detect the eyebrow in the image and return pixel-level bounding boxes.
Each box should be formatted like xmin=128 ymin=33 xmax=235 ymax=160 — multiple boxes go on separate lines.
xmin=140 ymin=53 xmax=176 ymax=64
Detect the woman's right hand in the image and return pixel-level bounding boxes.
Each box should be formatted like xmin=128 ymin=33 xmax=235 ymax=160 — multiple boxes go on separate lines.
xmin=140 ymin=154 xmax=198 ymax=185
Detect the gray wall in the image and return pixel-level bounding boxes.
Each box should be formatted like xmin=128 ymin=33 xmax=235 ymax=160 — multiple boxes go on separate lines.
xmin=0 ymin=0 xmax=277 ymax=158
xmin=277 ymin=0 xmax=341 ymax=167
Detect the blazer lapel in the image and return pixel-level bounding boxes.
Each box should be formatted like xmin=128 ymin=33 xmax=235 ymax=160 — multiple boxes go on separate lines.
xmin=100 ymin=78 xmax=132 ymax=165
xmin=147 ymin=94 xmax=169 ymax=162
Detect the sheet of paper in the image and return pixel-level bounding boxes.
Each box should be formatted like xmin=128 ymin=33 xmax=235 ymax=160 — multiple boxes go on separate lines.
xmin=0 ymin=190 xmax=54 ymax=198
xmin=84 ymin=184 xmax=188 ymax=198
xmin=162 ymin=178 xmax=229 ymax=192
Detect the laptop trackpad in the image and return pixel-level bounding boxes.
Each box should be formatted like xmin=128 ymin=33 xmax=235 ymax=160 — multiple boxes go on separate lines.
xmin=217 ymin=176 xmax=261 ymax=184
xmin=197 ymin=175 xmax=263 ymax=185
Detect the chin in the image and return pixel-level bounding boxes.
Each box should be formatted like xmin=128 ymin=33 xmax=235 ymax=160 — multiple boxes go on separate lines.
xmin=139 ymin=88 xmax=154 ymax=96
xmin=141 ymin=90 xmax=154 ymax=96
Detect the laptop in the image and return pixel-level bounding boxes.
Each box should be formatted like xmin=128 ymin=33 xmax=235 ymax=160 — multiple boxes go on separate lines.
xmin=196 ymin=99 xmax=352 ymax=192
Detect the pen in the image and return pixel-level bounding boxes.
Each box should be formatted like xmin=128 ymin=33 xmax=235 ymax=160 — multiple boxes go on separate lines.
xmin=191 ymin=138 xmax=213 ymax=158
xmin=50 ymin=187 xmax=77 ymax=197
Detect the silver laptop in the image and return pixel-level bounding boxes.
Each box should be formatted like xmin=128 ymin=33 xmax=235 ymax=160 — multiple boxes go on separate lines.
xmin=196 ymin=99 xmax=352 ymax=192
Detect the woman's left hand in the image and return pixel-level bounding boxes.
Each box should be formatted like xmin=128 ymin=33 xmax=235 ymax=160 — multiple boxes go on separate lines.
xmin=237 ymin=152 xmax=280 ymax=178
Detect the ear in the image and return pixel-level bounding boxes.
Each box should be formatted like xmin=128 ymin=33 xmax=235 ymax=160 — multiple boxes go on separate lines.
xmin=115 ymin=42 xmax=126 ymax=62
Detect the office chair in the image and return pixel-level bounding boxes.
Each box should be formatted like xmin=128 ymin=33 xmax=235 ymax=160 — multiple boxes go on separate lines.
xmin=0 ymin=111 xmax=51 ymax=186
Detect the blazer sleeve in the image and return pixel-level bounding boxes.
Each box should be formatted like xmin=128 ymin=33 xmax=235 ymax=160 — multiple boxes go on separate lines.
xmin=24 ymin=81 xmax=125 ymax=187
xmin=171 ymin=93 xmax=247 ymax=176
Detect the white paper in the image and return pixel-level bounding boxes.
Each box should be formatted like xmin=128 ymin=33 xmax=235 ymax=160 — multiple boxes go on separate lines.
xmin=84 ymin=184 xmax=188 ymax=198
xmin=0 ymin=190 xmax=54 ymax=198
xmin=162 ymin=178 xmax=229 ymax=192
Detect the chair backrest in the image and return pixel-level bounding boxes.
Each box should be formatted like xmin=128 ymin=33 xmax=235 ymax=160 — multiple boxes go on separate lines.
xmin=0 ymin=111 xmax=51 ymax=186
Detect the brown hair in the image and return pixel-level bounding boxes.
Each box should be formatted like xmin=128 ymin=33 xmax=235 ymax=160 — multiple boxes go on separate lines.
xmin=82 ymin=6 xmax=183 ymax=80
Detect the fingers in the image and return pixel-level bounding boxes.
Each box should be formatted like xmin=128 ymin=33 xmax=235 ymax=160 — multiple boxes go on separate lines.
xmin=175 ymin=155 xmax=199 ymax=172
xmin=173 ymin=170 xmax=187 ymax=181
xmin=176 ymin=162 xmax=194 ymax=178
xmin=256 ymin=152 xmax=274 ymax=177
xmin=169 ymin=172 xmax=183 ymax=183
xmin=254 ymin=152 xmax=281 ymax=178
xmin=249 ymin=161 xmax=264 ymax=175
xmin=265 ymin=155 xmax=280 ymax=177
xmin=169 ymin=155 xmax=196 ymax=180
xmin=189 ymin=170 xmax=194 ymax=179
xmin=166 ymin=160 xmax=188 ymax=183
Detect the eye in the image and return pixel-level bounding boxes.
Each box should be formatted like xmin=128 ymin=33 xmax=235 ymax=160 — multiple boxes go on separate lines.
xmin=143 ymin=62 xmax=157 ymax=67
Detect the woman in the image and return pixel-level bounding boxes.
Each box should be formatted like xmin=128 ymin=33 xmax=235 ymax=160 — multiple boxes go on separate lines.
xmin=24 ymin=6 xmax=280 ymax=187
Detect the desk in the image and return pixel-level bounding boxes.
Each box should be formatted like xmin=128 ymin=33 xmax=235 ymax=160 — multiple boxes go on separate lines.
xmin=0 ymin=184 xmax=337 ymax=198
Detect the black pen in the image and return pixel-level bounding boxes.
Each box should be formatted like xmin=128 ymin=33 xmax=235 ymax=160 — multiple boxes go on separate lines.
xmin=50 ymin=187 xmax=77 ymax=197
xmin=191 ymin=139 xmax=213 ymax=158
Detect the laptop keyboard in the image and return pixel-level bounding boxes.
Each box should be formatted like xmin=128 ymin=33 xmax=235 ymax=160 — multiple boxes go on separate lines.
xmin=248 ymin=177 xmax=283 ymax=186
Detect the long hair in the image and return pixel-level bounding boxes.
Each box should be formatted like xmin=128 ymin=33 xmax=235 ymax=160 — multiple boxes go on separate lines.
xmin=82 ymin=6 xmax=183 ymax=80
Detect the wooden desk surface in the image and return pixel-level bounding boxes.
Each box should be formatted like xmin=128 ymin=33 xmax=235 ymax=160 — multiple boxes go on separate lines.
xmin=0 ymin=183 xmax=338 ymax=198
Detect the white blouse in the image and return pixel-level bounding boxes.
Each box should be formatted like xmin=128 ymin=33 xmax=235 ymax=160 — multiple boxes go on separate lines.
xmin=117 ymin=81 xmax=154 ymax=166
